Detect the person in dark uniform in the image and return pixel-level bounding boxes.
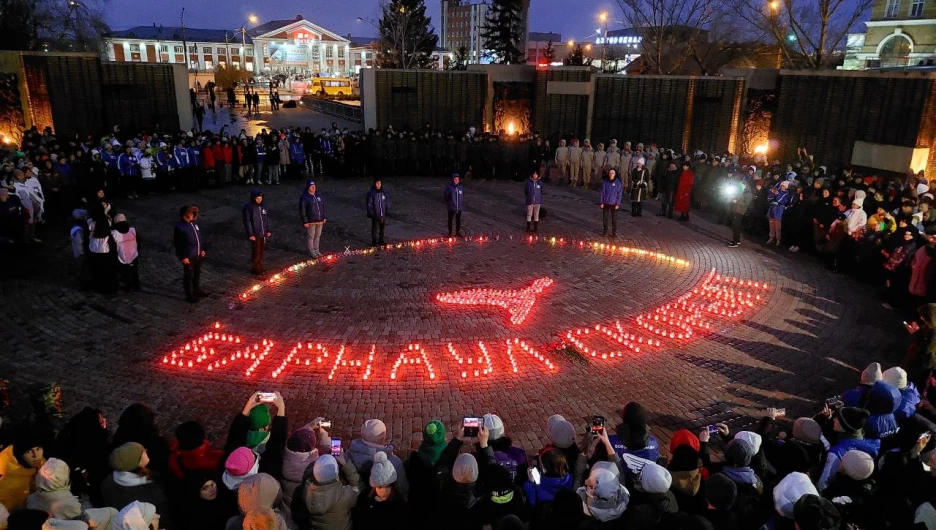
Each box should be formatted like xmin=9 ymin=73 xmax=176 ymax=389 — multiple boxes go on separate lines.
xmin=242 ymin=190 xmax=271 ymax=275
xmin=174 ymin=205 xmax=207 ymax=303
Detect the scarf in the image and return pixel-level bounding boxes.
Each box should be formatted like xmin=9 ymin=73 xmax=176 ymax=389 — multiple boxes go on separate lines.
xmin=112 ymin=471 xmax=151 ymax=487
xmin=721 ymin=466 xmax=758 ymax=486
xmin=416 ymin=440 xmax=446 ymax=467
xmin=246 ymin=430 xmax=271 ymax=450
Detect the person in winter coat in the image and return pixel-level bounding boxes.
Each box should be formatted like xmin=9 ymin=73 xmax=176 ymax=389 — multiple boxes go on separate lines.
xmin=658 ymin=161 xmax=680 ymax=219
xmin=477 ymin=414 xmax=528 ymax=488
xmin=884 ymin=366 xmax=922 ymax=423
xmin=168 ymin=421 xmax=224 ymax=481
xmin=437 ymin=452 xmax=484 ymax=530
xmin=625 ymin=461 xmax=678 ymax=528
xmin=277 ymin=135 xmax=289 ymax=183
xmin=113 ymin=500 xmax=162 ymax=530
xmin=443 ymin=174 xmax=464 ymax=237
xmin=87 ymin=209 xmax=116 ymax=293
xmin=606 ymin=144 xmax=623 ymax=188
xmin=288 ymin=138 xmax=304 ymax=181
xmin=568 ymin=140 xmax=583 ymax=187
xmin=299 ymin=181 xmax=326 ymax=258
xmin=771 ymin=472 xmax=818 ymax=528
xmin=55 ymin=407 xmax=110 ymax=507
xmin=577 ymin=463 xmax=629 ymax=528
xmin=243 ymin=189 xmax=271 ymax=276
xmin=225 ymin=473 xmax=291 ymax=530
xmin=599 ymin=170 xmax=624 ymax=238
xmin=26 ymin=458 xmax=83 ymax=520
xmin=553 ymin=140 xmax=569 ymax=183
xmin=630 ymin=157 xmax=650 ymax=216
xmin=522 ymin=448 xmax=572 ymax=511
xmin=728 ymin=180 xmax=753 ymax=248
xmin=293 ymin=454 xmax=359 ymax=530
xmin=698 ymin=473 xmax=740 ymax=530
xmin=0 ymin=430 xmax=46 ymax=513
xmin=478 ymin=464 xmax=528 ymax=527
xmin=609 ymin=402 xmax=660 ymax=469
xmin=819 ymin=450 xmax=875 ymax=528
xmin=352 ymin=452 xmax=409 ymax=529
xmin=117 ymin=145 xmax=139 ymax=199
xmin=404 ymin=420 xmax=463 ymax=528
xmin=718 ymin=437 xmax=763 ymax=501
xmin=816 ymin=407 xmax=880 ymax=491
xmin=674 ymin=161 xmax=695 ymax=221
xmin=254 ymin=140 xmax=268 ymax=185
xmin=580 ymin=140 xmax=595 ymax=189
xmin=173 ymin=205 xmax=207 ymax=304
xmin=100 ymin=443 xmax=173 ymax=529
xmin=666 ymin=430 xmax=707 ymax=516
xmin=347 ymin=419 xmax=408 ymax=497
xmin=179 ymin=472 xmax=231 ymax=530
xmin=524 ymin=171 xmax=542 ymax=233
xmin=222 ymin=393 xmax=287 ymax=481
xmin=365 ymin=179 xmax=389 ymax=247
xmin=110 ymin=213 xmax=140 ymax=291
xmin=592 ymin=143 xmax=607 ymax=186
xmin=111 ymin=403 xmax=171 ymax=479
xmin=767 ymin=180 xmax=794 ymax=246
xmin=281 ymin=422 xmax=331 ymax=507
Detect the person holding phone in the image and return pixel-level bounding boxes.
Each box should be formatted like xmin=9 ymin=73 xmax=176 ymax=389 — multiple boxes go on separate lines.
xmin=222 ymin=392 xmax=287 ymax=480
xmin=522 ymin=447 xmax=573 ymax=510
xmin=348 ymin=418 xmax=409 ymax=497
xmin=296 ymin=452 xmax=361 ymax=529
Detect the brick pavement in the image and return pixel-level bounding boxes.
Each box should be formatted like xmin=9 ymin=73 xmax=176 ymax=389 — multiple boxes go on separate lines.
xmin=0 ymin=175 xmax=907 ymax=457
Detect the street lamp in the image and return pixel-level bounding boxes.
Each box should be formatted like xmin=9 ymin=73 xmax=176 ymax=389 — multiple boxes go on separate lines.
xmin=598 ymin=12 xmax=609 ymax=72
xmin=248 ymin=14 xmax=259 ymax=25
xmin=567 ymin=39 xmax=574 ymax=47
xmin=768 ymin=1 xmax=785 ymax=68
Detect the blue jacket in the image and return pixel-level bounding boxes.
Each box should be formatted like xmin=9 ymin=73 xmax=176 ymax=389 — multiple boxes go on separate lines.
xmin=255 ymin=144 xmax=266 ymax=165
xmin=117 ymin=153 xmax=138 ymax=176
xmin=187 ymin=147 xmax=200 ymax=166
xmin=101 ymin=151 xmax=118 ymax=167
xmin=173 ymin=146 xmax=190 ymax=168
xmin=608 ymin=433 xmax=660 ymax=463
xmin=767 ymin=187 xmax=794 ymax=220
xmin=173 ymin=220 xmax=203 ymax=261
xmin=156 ymin=151 xmax=171 ymax=171
xmin=444 ymin=182 xmax=464 ymax=212
xmin=895 ymin=383 xmax=921 ymax=422
xmin=300 ymin=191 xmax=325 ymax=224
xmin=525 ymin=178 xmax=543 ymax=205
xmin=844 ymin=382 xmax=901 ymax=439
xmin=600 ymin=178 xmax=624 ymax=206
xmin=521 ymin=473 xmax=573 ymax=508
xmin=289 ymin=141 xmax=304 ymax=165
xmin=243 ymin=195 xmax=270 ymax=238
xmin=366 ymin=187 xmax=389 ymax=219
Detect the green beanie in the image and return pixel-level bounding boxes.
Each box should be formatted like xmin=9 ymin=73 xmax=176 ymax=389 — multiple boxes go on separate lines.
xmin=423 ymin=420 xmax=446 ymax=444
xmin=248 ymin=404 xmax=272 ymax=430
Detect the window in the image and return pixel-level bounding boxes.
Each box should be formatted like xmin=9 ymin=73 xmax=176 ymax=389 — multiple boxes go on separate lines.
xmin=885 ymin=0 xmax=900 ymax=18
xmin=880 ymin=34 xmax=912 ymax=66
xmin=218 ymin=60 xmax=226 ymax=67
xmin=326 ymin=47 xmax=334 ymax=58
xmin=233 ymin=61 xmax=241 ymax=69
xmin=218 ymin=48 xmax=226 ymax=55
xmin=203 ymin=47 xmax=212 ymax=53
xmin=190 ymin=60 xmax=199 ymax=69
xmin=129 ymin=44 xmax=140 ymax=51
xmin=174 ymin=45 xmax=184 ymax=53
xmin=910 ymin=0 xmax=924 ymax=17
xmin=204 ymin=60 xmax=213 ymax=69
xmin=160 ymin=45 xmax=168 ymax=52
xmin=189 ymin=45 xmax=197 ymax=53
xmin=338 ymin=47 xmax=345 ymax=58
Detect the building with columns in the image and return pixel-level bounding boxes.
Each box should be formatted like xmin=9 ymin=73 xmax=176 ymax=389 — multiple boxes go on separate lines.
xmin=843 ymin=0 xmax=936 ymax=68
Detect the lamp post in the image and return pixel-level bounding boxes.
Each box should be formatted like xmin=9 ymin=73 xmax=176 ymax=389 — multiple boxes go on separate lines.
xmin=769 ymin=1 xmax=785 ymax=69
xmin=598 ymin=12 xmax=608 ymax=72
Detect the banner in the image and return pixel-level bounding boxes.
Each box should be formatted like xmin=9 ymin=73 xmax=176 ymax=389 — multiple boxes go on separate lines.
xmin=268 ymin=43 xmax=309 ymax=66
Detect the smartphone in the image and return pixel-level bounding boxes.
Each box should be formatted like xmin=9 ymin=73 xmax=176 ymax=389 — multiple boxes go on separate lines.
xmin=528 ymin=467 xmax=541 ymax=485
xmin=591 ymin=416 xmax=605 ymax=436
xmin=707 ymin=425 xmax=720 ymax=435
xmin=463 ymin=417 xmax=480 ymax=438
xmin=330 ymin=439 xmax=342 ymax=457
xmin=905 ymin=321 xmax=921 ymax=334
xmin=919 ymin=432 xmax=932 ymax=442
xmin=319 ymin=420 xmax=332 ymax=429
xmin=825 ymin=396 xmax=843 ymax=408
xmin=257 ymin=392 xmax=277 ymax=403
xmin=775 ymin=408 xmax=786 ymax=417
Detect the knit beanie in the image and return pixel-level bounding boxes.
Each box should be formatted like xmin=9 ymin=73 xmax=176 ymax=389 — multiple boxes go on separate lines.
xmin=113 ymin=501 xmax=157 ymax=530
xmin=286 ymin=427 xmax=317 ymax=453
xmin=174 ymin=421 xmax=206 ymax=451
xmin=223 ymin=447 xmax=260 ymax=490
xmin=36 ymin=458 xmax=71 ymax=491
xmin=109 ymin=442 xmax=146 ymax=472
xmin=836 ymin=407 xmax=870 ymax=433
xmin=423 ymin=420 xmax=446 ymax=445
xmin=840 ymin=450 xmax=874 ymax=481
xmin=794 ymin=494 xmax=842 ymax=530
xmin=242 ymin=507 xmax=279 ymax=530
xmin=706 ymin=474 xmax=737 ymax=511
xmin=725 ymin=438 xmax=753 ymax=468
xmin=313 ymin=454 xmax=339 ymax=484
xmin=734 ymin=431 xmax=762 ymax=455
xmin=546 ymin=414 xmax=566 ymax=432
xmin=452 ymin=453 xmax=479 ymax=484
xmin=362 ymin=419 xmax=387 ymax=445
xmin=793 ymin=418 xmax=823 ymax=444
xmin=237 ymin=473 xmax=281 ymax=514
xmin=486 ymin=464 xmax=514 ymax=496
xmin=248 ymin=405 xmax=272 ymax=430
xmin=637 ymin=462 xmax=672 ymax=494
xmin=588 ymin=467 xmax=620 ymax=500
xmin=618 ymin=402 xmax=650 ymax=450
xmin=369 ymin=452 xmax=397 ymax=488
xmin=41 ymin=520 xmax=88 ymax=530
xmin=84 ymin=507 xmax=119 ymax=530
xmin=883 ymin=366 xmax=909 ymax=390
xmin=547 ymin=419 xmax=576 ymax=449
xmin=773 ymin=472 xmax=818 ymax=519
xmin=861 ymin=362 xmax=883 ymax=385
xmin=483 ymin=413 xmax=505 ymax=441
xmin=669 ymin=429 xmax=700 ymax=454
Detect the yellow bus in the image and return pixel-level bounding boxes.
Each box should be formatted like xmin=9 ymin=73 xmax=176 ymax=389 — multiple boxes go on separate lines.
xmin=306 ymin=78 xmax=353 ymax=97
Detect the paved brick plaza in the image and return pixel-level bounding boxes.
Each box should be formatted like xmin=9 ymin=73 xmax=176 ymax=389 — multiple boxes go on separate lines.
xmin=0 ymin=175 xmax=907 ymax=454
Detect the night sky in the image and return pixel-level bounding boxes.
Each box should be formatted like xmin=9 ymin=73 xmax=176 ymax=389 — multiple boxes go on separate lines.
xmin=104 ymin=0 xmax=620 ymax=45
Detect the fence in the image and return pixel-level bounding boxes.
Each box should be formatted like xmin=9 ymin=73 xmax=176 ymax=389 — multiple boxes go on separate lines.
xmin=371 ymin=70 xmax=487 ymax=132
xmin=299 ymin=96 xmax=363 ymax=123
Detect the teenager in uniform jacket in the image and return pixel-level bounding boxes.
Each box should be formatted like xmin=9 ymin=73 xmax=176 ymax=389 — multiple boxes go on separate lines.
xmin=630 ymin=158 xmax=650 ymax=217
xmin=568 ymin=140 xmax=583 ymax=187
xmin=243 ymin=189 xmax=271 ymax=275
xmin=600 ymin=170 xmax=624 ymax=238
xmin=444 ymin=174 xmax=465 ymax=237
xmin=366 ymin=179 xmax=389 ymax=246
xmin=173 ymin=205 xmax=207 ymax=303
xmin=581 ymin=140 xmax=595 ymax=189
xmin=554 ymin=140 xmax=569 ymax=183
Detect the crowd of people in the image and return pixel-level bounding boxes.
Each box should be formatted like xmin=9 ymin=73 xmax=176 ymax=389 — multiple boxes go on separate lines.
xmin=4 ymin=358 xmax=936 ymax=529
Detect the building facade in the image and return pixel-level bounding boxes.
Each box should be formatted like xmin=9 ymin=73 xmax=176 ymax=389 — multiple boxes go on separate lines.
xmin=843 ymin=0 xmax=936 ymax=68
xmin=527 ymin=32 xmax=561 ymax=66
xmin=441 ymin=0 xmax=489 ymax=64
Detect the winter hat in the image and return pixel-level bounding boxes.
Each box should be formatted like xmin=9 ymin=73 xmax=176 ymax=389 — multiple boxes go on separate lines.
xmin=223 ymin=447 xmax=259 ymax=489
xmin=286 ymin=427 xmax=317 ymax=453
xmin=41 ymin=520 xmax=88 ymax=530
xmin=773 ymin=472 xmax=818 ymax=519
xmin=113 ymin=501 xmax=156 ymax=530
xmin=547 ymin=419 xmax=576 ymax=449
xmin=547 ymin=414 xmax=566 ymax=432
xmin=734 ymin=431 xmax=762 ymax=455
xmin=452 ymin=453 xmax=479 ymax=484
xmin=915 ymin=502 xmax=936 ymax=530
xmin=669 ymin=429 xmax=700 ymax=454
xmin=840 ymin=450 xmax=874 ymax=480
xmin=109 ymin=442 xmax=146 ymax=472
xmin=706 ymin=474 xmax=737 ymax=511
xmin=486 ymin=464 xmax=514 ymax=497
xmin=588 ymin=467 xmax=621 ymax=500
xmin=794 ymin=495 xmax=841 ymax=530
xmin=36 ymin=458 xmax=71 ymax=491
xmin=361 ymin=419 xmax=387 ymax=445
xmin=637 ymin=157 xmax=646 ymax=166
xmin=835 ymin=407 xmax=869 ymax=433
xmin=725 ymin=438 xmax=753 ymax=468
xmin=237 ymin=473 xmax=281 ymax=513
xmin=312 ymin=454 xmax=339 ymax=484
xmin=305 ymin=180 xmax=316 ymax=189
xmin=248 ymin=405 xmax=272 ymax=430
xmin=174 ymin=421 xmax=206 ymax=451
xmin=861 ymin=362 xmax=883 ymax=385
xmin=669 ymin=444 xmax=701 ymax=473
xmin=242 ymin=507 xmax=279 ymax=530
xmin=422 ymin=420 xmax=446 ymax=445
xmin=793 ymin=418 xmax=823 ymax=444
xmin=618 ymin=402 xmax=651 ymax=450
xmin=483 ymin=413 xmax=505 ymax=441
xmin=637 ymin=462 xmax=671 ymax=494
xmin=883 ymin=366 xmax=909 ymax=390
xmin=84 ymin=507 xmax=119 ymax=530
xmin=591 ymin=460 xmax=621 ymax=479
xmin=369 ymin=452 xmax=397 ymax=488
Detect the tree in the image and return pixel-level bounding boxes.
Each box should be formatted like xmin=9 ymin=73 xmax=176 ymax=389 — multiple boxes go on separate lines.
xmin=731 ymin=0 xmax=872 ymax=69
xmin=482 ymin=0 xmax=526 ymax=64
xmin=543 ymin=39 xmax=556 ymax=64
xmin=377 ymin=0 xmax=439 ymax=69
xmin=0 ymin=0 xmax=109 ymax=52
xmin=563 ymin=44 xmax=585 ymax=66
xmin=615 ymin=0 xmax=721 ymax=74
xmin=448 ymin=46 xmax=469 ymax=70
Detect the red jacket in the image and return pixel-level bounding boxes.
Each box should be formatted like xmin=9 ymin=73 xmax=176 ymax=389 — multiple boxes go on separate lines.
xmin=221 ymin=144 xmax=233 ymax=164
xmin=674 ymin=169 xmax=695 ymax=214
xmin=201 ymin=146 xmax=215 ymax=169
xmin=211 ymin=144 xmax=224 ymax=164
xmin=167 ymin=440 xmax=224 ymax=480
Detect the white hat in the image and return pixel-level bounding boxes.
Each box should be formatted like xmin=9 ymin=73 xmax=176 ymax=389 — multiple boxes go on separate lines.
xmin=861 ymin=362 xmax=883 ymax=384
xmin=637 ymin=462 xmax=671 ymax=493
xmin=883 ymin=366 xmax=908 ymax=390
xmin=36 ymin=458 xmax=71 ymax=491
xmin=637 ymin=157 xmax=646 ymax=166
xmin=840 ymin=450 xmax=874 ymax=481
xmin=114 ymin=501 xmax=157 ymax=530
xmin=312 ymin=454 xmax=339 ymax=484
xmin=368 ymin=452 xmax=397 ymax=487
xmin=734 ymin=431 xmax=762 ymax=455
xmin=589 ymin=467 xmax=622 ymax=500
xmin=483 ymin=413 xmax=505 ymax=441
xmin=452 ymin=453 xmax=479 ymax=484
xmin=773 ymin=472 xmax=817 ymax=519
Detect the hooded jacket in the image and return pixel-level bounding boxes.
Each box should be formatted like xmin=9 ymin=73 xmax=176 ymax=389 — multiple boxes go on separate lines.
xmin=599 ymin=178 xmax=624 ymax=206
xmin=576 ymin=483 xmax=630 ymax=523
xmin=224 ymin=473 xmax=291 ymax=530
xmin=26 ymin=459 xmax=83 ymax=519
xmin=299 ymin=184 xmax=325 ymax=224
xmin=167 ymin=440 xmax=224 ymax=481
xmin=521 ymin=472 xmax=572 ymax=508
xmin=346 ymin=439 xmax=408 ymax=496
xmin=895 ymin=382 xmax=921 ymax=422
xmin=365 ymin=186 xmax=389 ymax=219
xmin=0 ymin=445 xmax=43 ymax=511
xmin=300 ymin=460 xmax=360 ymax=530
xmin=844 ymin=382 xmax=901 ymax=439
xmin=243 ymin=192 xmax=270 ymax=238
xmin=280 ymin=446 xmax=317 ymax=507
